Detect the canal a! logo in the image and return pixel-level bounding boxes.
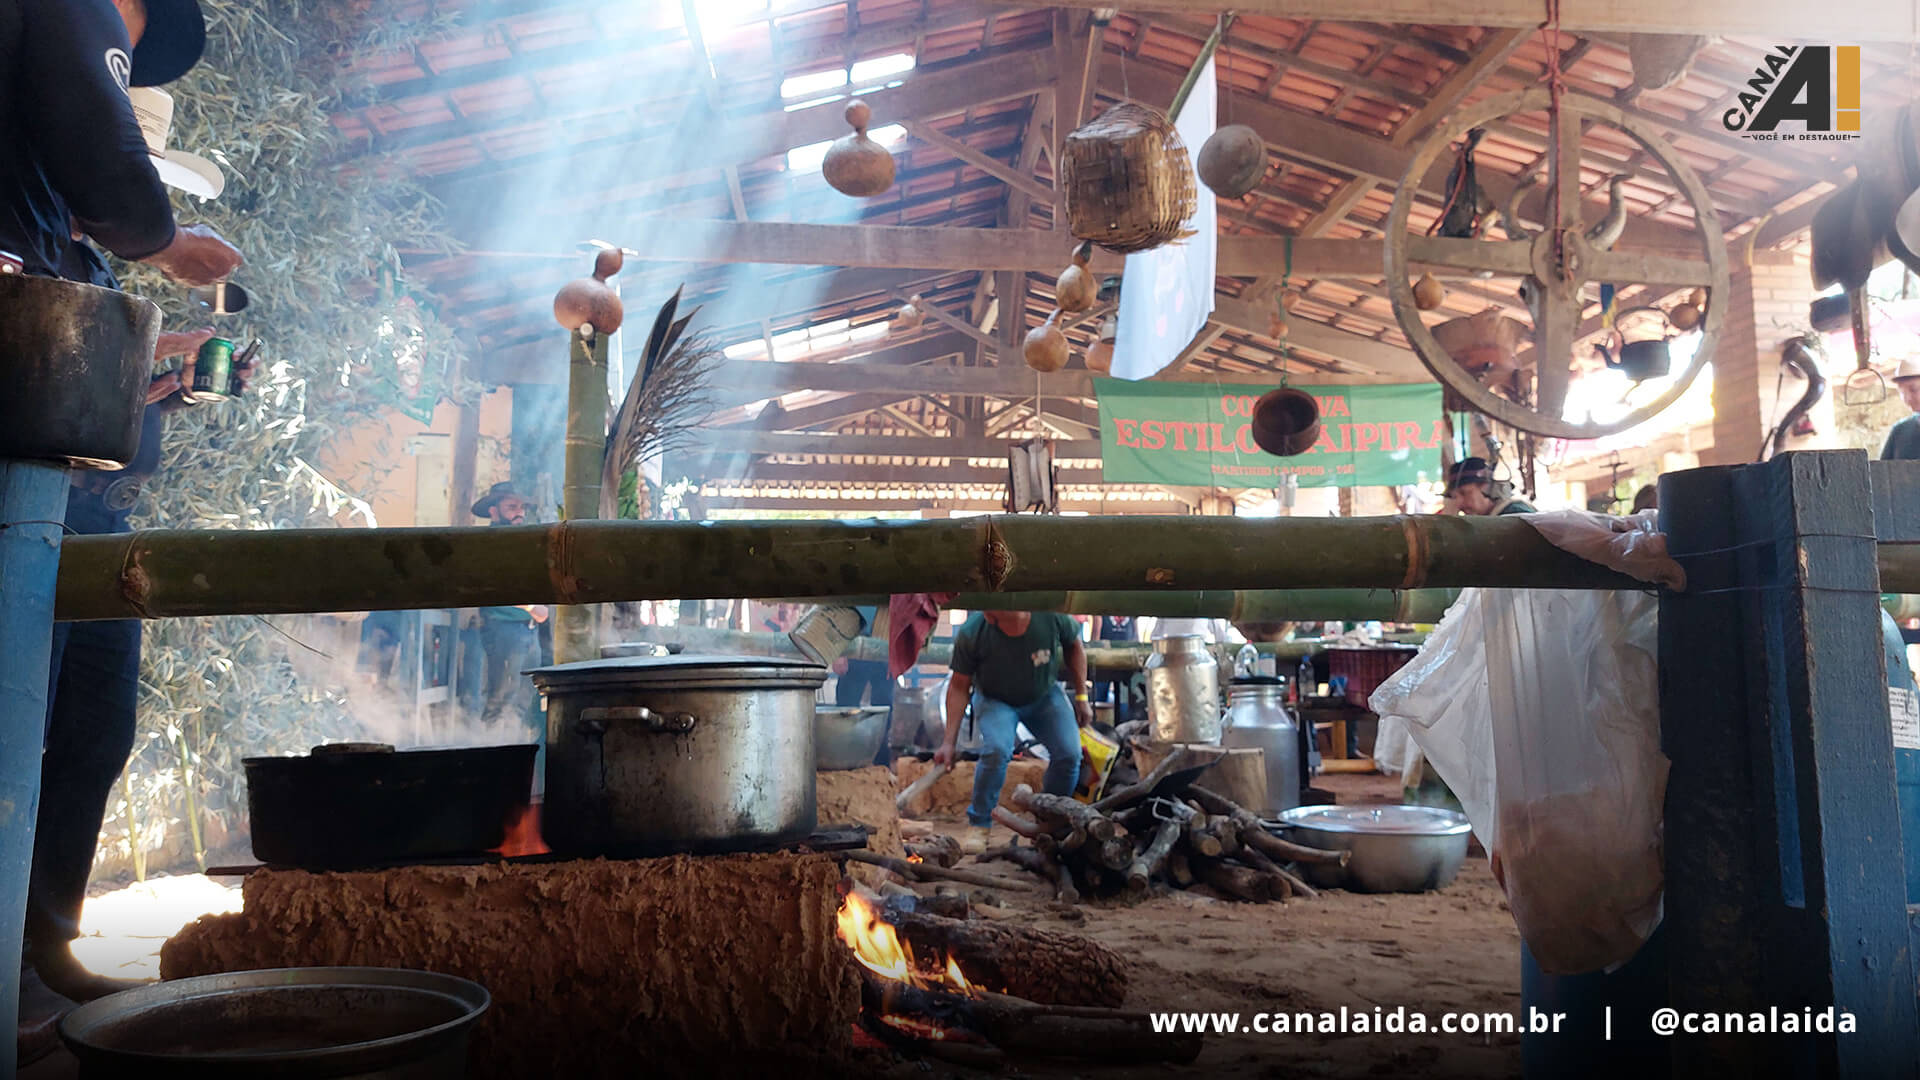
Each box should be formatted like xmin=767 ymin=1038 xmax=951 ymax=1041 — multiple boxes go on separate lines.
xmin=1722 ymin=45 xmax=1861 ymax=142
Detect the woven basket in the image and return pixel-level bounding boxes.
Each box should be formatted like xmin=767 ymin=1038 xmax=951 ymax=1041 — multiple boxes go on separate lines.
xmin=1061 ymin=103 xmax=1198 ymax=254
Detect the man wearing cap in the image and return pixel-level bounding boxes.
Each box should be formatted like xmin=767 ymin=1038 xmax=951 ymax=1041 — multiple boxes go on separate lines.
xmin=1881 ymin=358 xmax=1920 ymax=460
xmin=0 ymin=0 xmax=241 ymax=284
xmin=10 ymin=0 xmax=249 ymax=1052
xmin=473 ymin=483 xmax=549 ymax=730
xmin=1445 ymin=456 xmax=1537 ymax=516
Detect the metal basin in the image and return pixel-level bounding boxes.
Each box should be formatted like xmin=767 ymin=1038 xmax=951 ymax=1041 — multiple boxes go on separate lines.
xmin=815 ymin=706 xmax=889 ymax=770
xmin=1275 ymin=804 xmax=1472 ymax=893
xmin=0 ymin=273 xmax=160 ymax=468
xmin=60 ymin=967 xmax=489 ymax=1079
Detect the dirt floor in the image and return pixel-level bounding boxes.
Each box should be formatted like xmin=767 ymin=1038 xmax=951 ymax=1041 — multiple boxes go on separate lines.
xmin=890 ymin=771 xmax=1523 ymax=1080
xmin=25 ymin=773 xmax=1521 ymax=1080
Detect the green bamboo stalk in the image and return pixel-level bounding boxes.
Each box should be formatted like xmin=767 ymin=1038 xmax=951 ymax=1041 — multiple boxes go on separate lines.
xmin=557 ymin=327 xmax=611 ymax=664
xmin=174 ymin=732 xmax=205 ymax=871
xmin=123 ymin=770 xmax=145 ymax=883
xmin=1167 ymin=14 xmax=1233 ymax=122
xmin=53 ymin=515 xmax=1652 ymax=622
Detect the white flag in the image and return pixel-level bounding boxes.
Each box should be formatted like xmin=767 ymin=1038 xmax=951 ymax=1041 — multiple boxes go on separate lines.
xmin=1110 ymin=58 xmax=1218 ymax=381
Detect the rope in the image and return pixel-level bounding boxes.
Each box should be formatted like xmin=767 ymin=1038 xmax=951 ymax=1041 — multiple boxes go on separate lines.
xmin=1541 ymin=0 xmax=1568 ymax=284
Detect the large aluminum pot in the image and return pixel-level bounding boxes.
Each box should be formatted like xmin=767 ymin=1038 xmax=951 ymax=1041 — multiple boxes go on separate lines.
xmin=815 ymin=706 xmax=890 ymax=770
xmin=1276 ymin=804 xmax=1472 ymax=893
xmin=0 ymin=273 xmax=160 ymax=469
xmin=530 ymin=654 xmax=826 ymax=856
xmin=1145 ymin=635 xmax=1222 ymax=743
xmin=1221 ymin=678 xmax=1301 ymax=816
xmin=60 ymin=967 xmax=488 ymax=1079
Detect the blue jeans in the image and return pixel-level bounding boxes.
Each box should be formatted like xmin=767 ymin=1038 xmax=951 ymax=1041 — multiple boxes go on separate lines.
xmin=967 ymin=688 xmax=1079 ymax=827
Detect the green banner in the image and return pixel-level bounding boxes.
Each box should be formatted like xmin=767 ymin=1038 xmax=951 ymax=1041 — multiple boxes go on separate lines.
xmin=1095 ymin=379 xmax=1445 ymax=488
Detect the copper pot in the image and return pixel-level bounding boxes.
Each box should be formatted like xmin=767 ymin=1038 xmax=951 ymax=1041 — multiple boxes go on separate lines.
xmin=1249 ymin=387 xmax=1322 ymax=457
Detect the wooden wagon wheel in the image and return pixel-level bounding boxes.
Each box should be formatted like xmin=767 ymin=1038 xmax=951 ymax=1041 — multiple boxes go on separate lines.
xmin=1384 ymin=89 xmax=1732 ymax=440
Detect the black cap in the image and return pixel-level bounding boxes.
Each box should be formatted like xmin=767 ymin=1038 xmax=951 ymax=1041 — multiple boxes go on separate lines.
xmin=1445 ymin=457 xmax=1494 ymax=494
xmin=130 ymin=0 xmax=207 ymax=87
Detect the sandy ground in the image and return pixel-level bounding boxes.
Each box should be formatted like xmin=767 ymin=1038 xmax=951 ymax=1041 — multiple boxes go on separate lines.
xmin=27 ymin=775 xmax=1520 ymax=1080
xmin=896 ymin=772 xmax=1524 ymax=1080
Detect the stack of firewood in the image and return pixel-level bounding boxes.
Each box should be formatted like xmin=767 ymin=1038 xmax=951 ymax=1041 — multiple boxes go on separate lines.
xmin=980 ymin=748 xmax=1348 ymax=903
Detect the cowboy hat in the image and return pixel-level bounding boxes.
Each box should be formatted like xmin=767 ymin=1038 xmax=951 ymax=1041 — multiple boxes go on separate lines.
xmin=471 ymin=482 xmax=525 ymax=518
xmin=130 ymin=0 xmax=207 ymax=88
xmin=1445 ymin=456 xmax=1494 ymax=494
xmin=126 ymin=87 xmax=224 ymax=199
xmin=1896 ymin=356 xmax=1920 ymax=383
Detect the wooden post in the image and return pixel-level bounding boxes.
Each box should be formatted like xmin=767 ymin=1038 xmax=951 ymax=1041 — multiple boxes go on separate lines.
xmin=0 ymin=459 xmax=73 ymax=1076
xmin=1659 ymin=451 xmax=1919 ymax=1076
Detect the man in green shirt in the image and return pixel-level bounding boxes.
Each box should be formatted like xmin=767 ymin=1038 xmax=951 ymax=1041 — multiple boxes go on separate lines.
xmin=936 ymin=611 xmax=1093 ymax=851
xmin=473 ymin=482 xmax=548 ymax=729
xmin=1446 ymin=456 xmax=1536 ymax=516
xmin=1881 ymin=357 xmax=1920 ymax=460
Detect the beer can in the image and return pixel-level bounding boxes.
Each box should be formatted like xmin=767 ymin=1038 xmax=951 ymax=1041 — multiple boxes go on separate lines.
xmin=190 ymin=336 xmax=234 ymax=401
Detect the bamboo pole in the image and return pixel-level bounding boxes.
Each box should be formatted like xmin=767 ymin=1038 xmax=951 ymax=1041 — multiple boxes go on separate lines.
xmin=53 ymin=514 xmax=1657 ymax=622
xmin=556 ymin=328 xmax=612 ymax=664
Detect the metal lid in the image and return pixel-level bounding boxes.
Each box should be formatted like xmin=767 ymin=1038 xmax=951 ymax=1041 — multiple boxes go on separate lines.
xmin=1153 ymin=634 xmax=1212 ymax=654
xmin=1276 ymin=804 xmax=1471 ymax=836
xmin=528 ymin=653 xmax=828 ymax=693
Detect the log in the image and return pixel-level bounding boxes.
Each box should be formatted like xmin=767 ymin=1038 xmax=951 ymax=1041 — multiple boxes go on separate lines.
xmin=1233 ymin=843 xmax=1296 ymax=901
xmin=1091 ymin=744 xmax=1193 ymax=814
xmin=858 ymin=978 xmax=1200 ymax=1065
xmin=884 ymin=910 xmax=1129 ymax=1007
xmin=1169 ymin=850 xmax=1195 ymax=887
xmin=1214 ymin=818 xmax=1243 ymax=857
xmin=1015 ymin=788 xmax=1117 ymax=844
xmin=1185 ymin=813 xmax=1223 ymax=858
xmin=1129 ymin=819 xmax=1183 ymax=894
xmin=905 ymin=835 xmax=962 ymax=868
xmin=1188 ymin=785 xmax=1350 ymax=867
xmin=844 ymin=850 xmax=1044 ymax=893
xmin=1095 ymin=835 xmax=1134 ymax=871
xmin=990 ymin=807 xmax=1046 ymax=840
xmin=1198 ymin=860 xmax=1268 ymax=902
xmin=1133 ymin=742 xmax=1267 ymax=817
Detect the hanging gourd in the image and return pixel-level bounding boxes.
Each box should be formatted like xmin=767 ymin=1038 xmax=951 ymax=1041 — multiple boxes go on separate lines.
xmin=1023 ymin=310 xmax=1070 ymax=372
xmin=1055 ymin=241 xmax=1097 ymax=313
xmin=1268 ymin=307 xmax=1290 ymax=342
xmin=1061 ymin=103 xmax=1198 ymax=254
xmin=1688 ymin=287 xmax=1708 ymax=309
xmin=553 ymin=247 xmax=625 ymax=334
xmin=1087 ymin=313 xmax=1118 ymax=374
xmin=1412 ymin=273 xmax=1446 ymax=311
xmin=1196 ymin=123 xmax=1268 ymax=199
xmin=823 ymin=100 xmax=895 ymax=198
xmin=1668 ymin=302 xmax=1702 ymax=331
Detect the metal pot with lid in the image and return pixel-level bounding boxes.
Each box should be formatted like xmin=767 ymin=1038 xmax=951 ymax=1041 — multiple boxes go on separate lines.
xmin=1276 ymin=804 xmax=1473 ymax=893
xmin=530 ymin=654 xmax=827 ymax=857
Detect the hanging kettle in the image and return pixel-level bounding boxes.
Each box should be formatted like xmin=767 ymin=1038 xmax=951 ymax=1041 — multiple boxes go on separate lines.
xmin=1591 ymin=307 xmax=1674 ymax=383
xmin=1249 ymin=386 xmax=1321 ymax=457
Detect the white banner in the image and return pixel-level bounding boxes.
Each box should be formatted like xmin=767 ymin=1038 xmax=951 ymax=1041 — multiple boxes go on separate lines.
xmin=1110 ymin=58 xmax=1218 ymax=381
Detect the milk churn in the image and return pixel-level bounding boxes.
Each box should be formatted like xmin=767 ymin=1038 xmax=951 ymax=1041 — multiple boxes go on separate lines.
xmin=1222 ymin=676 xmax=1301 ymax=815
xmin=1145 ymin=635 xmax=1222 ymax=743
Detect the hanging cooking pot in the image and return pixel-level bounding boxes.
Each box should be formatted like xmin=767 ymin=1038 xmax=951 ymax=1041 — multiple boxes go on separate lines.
xmin=530 ymin=654 xmax=827 ymax=857
xmin=1249 ymin=386 xmax=1321 ymax=457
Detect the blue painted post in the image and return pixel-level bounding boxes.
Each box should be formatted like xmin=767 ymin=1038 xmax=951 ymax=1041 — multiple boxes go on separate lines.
xmin=0 ymin=459 xmax=72 ymax=1080
xmin=1660 ymin=451 xmax=1920 ymax=1078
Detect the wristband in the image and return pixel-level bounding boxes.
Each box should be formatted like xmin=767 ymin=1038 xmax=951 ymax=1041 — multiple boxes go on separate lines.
xmin=1074 ymin=692 xmax=1089 ymax=702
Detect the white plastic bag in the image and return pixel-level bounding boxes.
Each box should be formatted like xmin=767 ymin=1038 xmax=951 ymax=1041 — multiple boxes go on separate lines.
xmin=1371 ymin=586 xmax=1667 ymax=975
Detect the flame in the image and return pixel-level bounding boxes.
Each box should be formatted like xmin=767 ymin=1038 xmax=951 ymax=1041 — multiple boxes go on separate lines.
xmin=906 ymin=853 xmax=923 ymax=864
xmin=835 ymin=889 xmax=979 ymax=997
xmin=492 ymin=803 xmax=550 ymax=858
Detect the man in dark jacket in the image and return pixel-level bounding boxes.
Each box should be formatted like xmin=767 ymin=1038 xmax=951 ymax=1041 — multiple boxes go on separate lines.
xmin=9 ymin=0 xmax=245 ymax=1053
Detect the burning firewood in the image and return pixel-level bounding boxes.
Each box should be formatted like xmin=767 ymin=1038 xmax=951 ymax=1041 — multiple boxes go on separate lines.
xmin=843 ymin=849 xmax=1044 ymax=894
xmin=903 ymin=835 xmax=962 ymax=868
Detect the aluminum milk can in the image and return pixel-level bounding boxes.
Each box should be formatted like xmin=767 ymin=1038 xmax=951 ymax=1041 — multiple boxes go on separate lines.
xmin=1145 ymin=635 xmax=1222 ymax=743
xmin=1222 ymin=677 xmax=1302 ymax=815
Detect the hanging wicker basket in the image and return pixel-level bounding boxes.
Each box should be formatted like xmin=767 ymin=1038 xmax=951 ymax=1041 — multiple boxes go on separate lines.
xmin=1061 ymin=103 xmax=1198 ymax=255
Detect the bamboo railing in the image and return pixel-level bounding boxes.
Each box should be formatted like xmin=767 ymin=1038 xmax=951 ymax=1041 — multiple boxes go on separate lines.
xmin=49 ymin=513 xmax=1920 ymax=622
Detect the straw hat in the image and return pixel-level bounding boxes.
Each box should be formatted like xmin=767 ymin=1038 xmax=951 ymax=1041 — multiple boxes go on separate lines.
xmin=1895 ymin=356 xmax=1920 ymax=383
xmin=126 ymin=87 xmax=224 ymax=200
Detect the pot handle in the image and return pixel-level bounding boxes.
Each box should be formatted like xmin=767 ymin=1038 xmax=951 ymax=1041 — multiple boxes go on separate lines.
xmin=578 ymin=706 xmax=698 ymax=734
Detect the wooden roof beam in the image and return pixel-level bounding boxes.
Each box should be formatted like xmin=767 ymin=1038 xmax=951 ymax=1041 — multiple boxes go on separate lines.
xmin=1044 ymin=0 xmax=1920 ymax=40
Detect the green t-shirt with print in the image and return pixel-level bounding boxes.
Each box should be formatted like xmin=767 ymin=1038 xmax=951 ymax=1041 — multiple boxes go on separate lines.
xmin=950 ymin=612 xmax=1079 ymax=707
